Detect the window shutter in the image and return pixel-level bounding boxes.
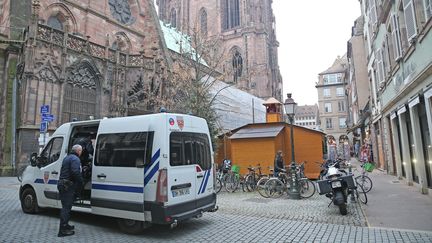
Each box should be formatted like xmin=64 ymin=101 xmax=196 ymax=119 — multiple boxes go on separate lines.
xmin=403 ymin=0 xmax=417 ymax=42
xmin=376 ymin=49 xmax=385 ymax=84
xmin=426 ymin=0 xmax=432 ymax=19
xmin=382 ymin=39 xmax=391 ymax=74
xmin=391 ymin=14 xmax=403 ymax=60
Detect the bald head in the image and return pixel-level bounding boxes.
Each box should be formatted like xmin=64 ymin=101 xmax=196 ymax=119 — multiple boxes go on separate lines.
xmin=71 ymin=144 xmax=83 ymax=156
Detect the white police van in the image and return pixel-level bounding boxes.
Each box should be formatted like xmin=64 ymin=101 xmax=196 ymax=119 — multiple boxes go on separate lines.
xmin=19 ymin=113 xmax=217 ymax=233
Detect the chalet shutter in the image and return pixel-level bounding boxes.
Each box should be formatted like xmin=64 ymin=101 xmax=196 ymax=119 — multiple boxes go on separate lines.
xmin=426 ymin=0 xmax=432 ymax=19
xmin=403 ymin=0 xmax=417 ymax=42
xmin=391 ymin=14 xmax=403 ymax=60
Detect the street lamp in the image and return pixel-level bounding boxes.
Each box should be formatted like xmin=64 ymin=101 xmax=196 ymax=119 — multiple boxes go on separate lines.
xmin=284 ymin=93 xmax=300 ymax=199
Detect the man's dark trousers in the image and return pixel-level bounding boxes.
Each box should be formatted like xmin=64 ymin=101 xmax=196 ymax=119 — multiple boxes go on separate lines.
xmin=59 ymin=188 xmax=75 ymax=228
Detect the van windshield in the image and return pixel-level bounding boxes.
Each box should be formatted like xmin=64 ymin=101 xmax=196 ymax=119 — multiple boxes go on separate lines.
xmin=170 ymin=132 xmax=211 ymax=170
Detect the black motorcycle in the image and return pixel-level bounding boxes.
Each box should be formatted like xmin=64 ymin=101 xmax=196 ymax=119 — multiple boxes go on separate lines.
xmin=316 ymin=166 xmax=356 ymax=215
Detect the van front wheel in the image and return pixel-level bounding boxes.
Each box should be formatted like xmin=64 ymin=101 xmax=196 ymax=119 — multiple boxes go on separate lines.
xmin=20 ymin=188 xmax=40 ymax=214
xmin=117 ymin=218 xmax=144 ymax=234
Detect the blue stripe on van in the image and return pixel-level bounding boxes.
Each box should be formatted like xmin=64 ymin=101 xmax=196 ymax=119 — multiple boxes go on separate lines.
xmin=34 ymin=179 xmax=58 ymax=185
xmin=201 ymin=170 xmax=211 ymax=194
xmin=144 ymin=162 xmax=159 ymax=186
xmin=197 ymin=170 xmax=207 ymax=194
xmin=92 ymin=183 xmax=144 ymax=193
xmin=145 ymin=149 xmax=160 ymax=174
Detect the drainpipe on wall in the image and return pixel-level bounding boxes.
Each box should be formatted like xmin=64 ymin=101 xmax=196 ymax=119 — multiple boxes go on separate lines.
xmin=11 ymin=76 xmax=16 ymax=170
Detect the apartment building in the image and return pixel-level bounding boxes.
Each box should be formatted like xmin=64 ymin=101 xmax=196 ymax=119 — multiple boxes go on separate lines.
xmin=346 ymin=16 xmax=370 ymax=145
xmin=359 ymin=0 xmax=432 ymax=194
xmin=294 ymin=105 xmax=319 ymax=130
xmin=316 ymin=56 xmax=350 ymax=141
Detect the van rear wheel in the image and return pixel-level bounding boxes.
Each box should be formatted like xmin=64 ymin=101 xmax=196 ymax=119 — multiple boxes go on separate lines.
xmin=117 ymin=219 xmax=144 ymax=234
xmin=20 ymin=188 xmax=40 ymax=214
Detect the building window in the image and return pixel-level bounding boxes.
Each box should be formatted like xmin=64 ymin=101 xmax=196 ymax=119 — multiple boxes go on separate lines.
xmin=323 ymin=88 xmax=330 ymax=97
xmin=338 ymin=100 xmax=345 ymax=112
xmin=62 ymin=84 xmax=97 ymax=123
xmin=47 ymin=15 xmax=63 ymax=30
xmin=222 ymin=0 xmax=240 ymax=30
xmin=336 ymin=87 xmax=344 ymax=97
xmin=170 ymin=8 xmax=177 ymax=28
xmin=324 ymin=103 xmax=332 ymax=113
xmin=326 ymin=118 xmax=333 ymax=129
xmin=323 ymin=73 xmax=343 ymax=84
xmin=200 ymin=8 xmax=208 ymax=36
xmin=232 ymin=50 xmax=243 ymax=83
xmin=403 ymin=0 xmax=418 ymax=42
xmin=339 ymin=118 xmax=347 ymax=128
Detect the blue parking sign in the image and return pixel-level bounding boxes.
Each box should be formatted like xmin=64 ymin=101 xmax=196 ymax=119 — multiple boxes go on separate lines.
xmin=40 ymin=105 xmax=49 ymax=114
xmin=40 ymin=122 xmax=48 ymax=133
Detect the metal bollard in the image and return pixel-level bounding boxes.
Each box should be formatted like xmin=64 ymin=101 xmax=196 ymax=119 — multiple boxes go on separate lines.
xmin=287 ymin=161 xmax=300 ymax=199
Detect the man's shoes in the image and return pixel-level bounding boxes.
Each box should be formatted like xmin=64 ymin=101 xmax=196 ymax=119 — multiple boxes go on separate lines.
xmin=57 ymin=229 xmax=75 ymax=237
xmin=65 ymin=224 xmax=75 ymax=230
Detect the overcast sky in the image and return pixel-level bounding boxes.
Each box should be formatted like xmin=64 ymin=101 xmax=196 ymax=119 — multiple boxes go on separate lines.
xmin=273 ymin=0 xmax=361 ymax=106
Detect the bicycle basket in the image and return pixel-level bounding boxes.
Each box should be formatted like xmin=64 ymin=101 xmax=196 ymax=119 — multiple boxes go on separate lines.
xmin=231 ymin=165 xmax=240 ymax=174
xmin=364 ymin=162 xmax=375 ymax=172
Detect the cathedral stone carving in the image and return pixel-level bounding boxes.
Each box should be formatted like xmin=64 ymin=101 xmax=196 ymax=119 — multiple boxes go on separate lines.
xmin=66 ymin=65 xmax=97 ymax=89
xmin=109 ymin=0 xmax=136 ymax=25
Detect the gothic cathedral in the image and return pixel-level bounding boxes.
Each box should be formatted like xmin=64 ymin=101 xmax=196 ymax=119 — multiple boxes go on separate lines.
xmin=157 ymin=0 xmax=283 ymax=101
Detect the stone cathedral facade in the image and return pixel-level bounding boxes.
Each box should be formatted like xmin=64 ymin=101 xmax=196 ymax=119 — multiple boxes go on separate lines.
xmin=156 ymin=0 xmax=283 ymax=101
xmin=0 ymin=0 xmax=172 ymax=166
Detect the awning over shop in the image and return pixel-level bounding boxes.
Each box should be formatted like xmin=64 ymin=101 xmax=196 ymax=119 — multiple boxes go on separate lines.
xmin=230 ymin=125 xmax=285 ymax=139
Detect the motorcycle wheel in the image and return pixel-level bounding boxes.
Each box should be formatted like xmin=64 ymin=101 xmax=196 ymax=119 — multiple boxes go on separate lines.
xmin=339 ymin=203 xmax=348 ymax=215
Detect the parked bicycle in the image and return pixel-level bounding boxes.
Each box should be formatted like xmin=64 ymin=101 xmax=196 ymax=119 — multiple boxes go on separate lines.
xmin=224 ymin=165 xmax=241 ymax=193
xmin=263 ymin=163 xmax=316 ymax=199
xmin=354 ymin=163 xmax=373 ymax=193
xmin=243 ymin=164 xmax=265 ymax=192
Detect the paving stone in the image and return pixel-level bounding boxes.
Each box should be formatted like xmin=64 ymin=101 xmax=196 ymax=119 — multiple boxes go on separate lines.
xmin=1 ymin=177 xmax=432 ymax=242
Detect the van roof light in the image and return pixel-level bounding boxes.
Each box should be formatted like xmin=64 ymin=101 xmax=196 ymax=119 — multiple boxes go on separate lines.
xmin=160 ymin=107 xmax=167 ymax=113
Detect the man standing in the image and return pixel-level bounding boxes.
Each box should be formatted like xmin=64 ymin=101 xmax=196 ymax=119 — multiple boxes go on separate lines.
xmin=274 ymin=150 xmax=285 ymax=177
xmin=57 ymin=144 xmax=83 ymax=237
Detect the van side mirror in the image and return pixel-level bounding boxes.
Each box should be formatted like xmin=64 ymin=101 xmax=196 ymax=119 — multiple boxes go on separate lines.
xmin=30 ymin=152 xmax=38 ymax=167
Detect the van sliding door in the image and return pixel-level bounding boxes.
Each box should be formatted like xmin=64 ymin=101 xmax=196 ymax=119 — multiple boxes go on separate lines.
xmin=91 ymin=131 xmax=153 ymax=221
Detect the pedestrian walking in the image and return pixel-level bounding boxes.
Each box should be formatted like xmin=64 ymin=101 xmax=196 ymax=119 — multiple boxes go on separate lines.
xmin=354 ymin=141 xmax=360 ymax=158
xmin=57 ymin=144 xmax=83 ymax=237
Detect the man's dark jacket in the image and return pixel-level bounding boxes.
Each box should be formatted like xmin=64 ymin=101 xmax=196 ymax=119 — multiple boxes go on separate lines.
xmin=59 ymin=152 xmax=83 ymax=190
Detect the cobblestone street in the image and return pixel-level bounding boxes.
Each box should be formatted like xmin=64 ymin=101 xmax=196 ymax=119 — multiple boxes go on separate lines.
xmin=1 ymin=177 xmax=432 ymax=242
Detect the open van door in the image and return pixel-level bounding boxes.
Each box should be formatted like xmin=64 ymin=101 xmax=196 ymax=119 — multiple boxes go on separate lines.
xmin=91 ymin=124 xmax=153 ymax=222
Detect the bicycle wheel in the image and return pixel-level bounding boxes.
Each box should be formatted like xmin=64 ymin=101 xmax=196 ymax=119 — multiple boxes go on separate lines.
xmin=245 ymin=174 xmax=257 ymax=192
xmin=355 ymin=175 xmax=373 ymax=193
xmin=224 ymin=173 xmax=239 ymax=193
xmin=299 ymin=178 xmax=316 ymax=198
xmin=265 ymin=178 xmax=285 ymax=198
xmin=215 ymin=178 xmax=222 ymax=193
xmin=257 ymin=177 xmax=270 ymax=198
xmin=355 ymin=184 xmax=368 ymax=204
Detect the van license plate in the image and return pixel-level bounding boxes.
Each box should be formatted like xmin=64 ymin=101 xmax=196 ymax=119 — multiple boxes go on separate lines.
xmin=172 ymin=188 xmax=190 ymax=197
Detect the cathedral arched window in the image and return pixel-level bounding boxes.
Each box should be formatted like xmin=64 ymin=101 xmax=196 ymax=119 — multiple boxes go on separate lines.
xmin=170 ymin=8 xmax=177 ymax=28
xmin=200 ymin=9 xmax=208 ymax=37
xmin=232 ymin=50 xmax=243 ymax=83
xmin=47 ymin=15 xmax=63 ymax=30
xmin=222 ymin=0 xmax=240 ymax=30
xmin=62 ymin=63 xmax=99 ymax=123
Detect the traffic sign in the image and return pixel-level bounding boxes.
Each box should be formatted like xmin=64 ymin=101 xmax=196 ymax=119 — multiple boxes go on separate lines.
xmin=41 ymin=114 xmax=54 ymax=122
xmin=40 ymin=121 xmax=48 ymax=133
xmin=40 ymin=105 xmax=50 ymax=114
